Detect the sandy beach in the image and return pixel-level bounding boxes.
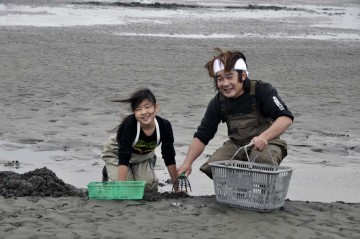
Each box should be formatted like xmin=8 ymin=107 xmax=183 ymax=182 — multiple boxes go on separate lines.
xmin=1 ymin=195 xmax=360 ymax=239
xmin=1 ymin=167 xmax=360 ymax=238
xmin=1 ymin=0 xmax=360 ymax=238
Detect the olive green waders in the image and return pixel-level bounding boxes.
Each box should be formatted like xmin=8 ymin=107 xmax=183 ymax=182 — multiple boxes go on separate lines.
xmin=200 ymin=80 xmax=288 ymax=179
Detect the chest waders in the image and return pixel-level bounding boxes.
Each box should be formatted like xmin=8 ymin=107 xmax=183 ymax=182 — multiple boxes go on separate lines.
xmin=200 ymin=80 xmax=288 ymax=179
xmin=101 ymin=119 xmax=161 ymax=191
xmin=224 ymin=80 xmax=273 ymax=145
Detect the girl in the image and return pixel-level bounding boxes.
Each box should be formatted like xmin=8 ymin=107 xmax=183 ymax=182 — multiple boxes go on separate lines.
xmin=101 ymin=88 xmax=178 ymax=192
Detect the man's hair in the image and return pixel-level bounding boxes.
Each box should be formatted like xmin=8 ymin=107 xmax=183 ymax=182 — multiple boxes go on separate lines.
xmin=204 ymin=48 xmax=247 ymax=90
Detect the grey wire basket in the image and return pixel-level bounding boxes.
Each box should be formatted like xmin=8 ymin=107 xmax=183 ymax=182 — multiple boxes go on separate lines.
xmin=209 ymin=144 xmax=293 ymax=212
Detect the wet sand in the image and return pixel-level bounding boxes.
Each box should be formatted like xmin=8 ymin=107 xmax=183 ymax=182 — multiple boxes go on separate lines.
xmin=1 ymin=168 xmax=360 ymax=238
xmin=0 ymin=196 xmax=359 ymax=239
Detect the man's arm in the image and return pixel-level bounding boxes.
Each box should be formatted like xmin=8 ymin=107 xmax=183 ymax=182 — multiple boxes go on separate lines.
xmin=253 ymin=116 xmax=293 ymax=151
xmin=177 ymin=137 xmax=206 ymax=177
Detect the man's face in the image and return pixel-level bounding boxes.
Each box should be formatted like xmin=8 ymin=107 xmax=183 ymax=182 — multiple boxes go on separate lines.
xmin=215 ymin=69 xmax=244 ymax=98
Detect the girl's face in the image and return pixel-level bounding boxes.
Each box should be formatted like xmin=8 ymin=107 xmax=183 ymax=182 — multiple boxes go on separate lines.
xmin=134 ymin=99 xmax=158 ymax=127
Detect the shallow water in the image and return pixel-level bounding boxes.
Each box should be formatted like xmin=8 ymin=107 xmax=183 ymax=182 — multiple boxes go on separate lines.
xmin=1 ymin=0 xmax=360 ymax=202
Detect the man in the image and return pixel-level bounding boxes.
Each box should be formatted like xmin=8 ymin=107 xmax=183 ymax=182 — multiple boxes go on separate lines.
xmin=177 ymin=48 xmax=294 ymax=179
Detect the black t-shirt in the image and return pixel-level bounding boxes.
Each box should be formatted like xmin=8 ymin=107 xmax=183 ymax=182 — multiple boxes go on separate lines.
xmin=132 ymin=129 xmax=158 ymax=155
xmin=194 ymin=80 xmax=294 ymax=145
xmin=117 ymin=115 xmax=176 ymax=166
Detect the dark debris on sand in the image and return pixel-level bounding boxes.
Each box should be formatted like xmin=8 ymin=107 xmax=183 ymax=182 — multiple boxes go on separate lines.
xmin=0 ymin=167 xmax=192 ymax=201
xmin=73 ymin=1 xmax=200 ymax=9
xmin=143 ymin=191 xmax=191 ymax=202
xmin=0 ymin=167 xmax=86 ymax=198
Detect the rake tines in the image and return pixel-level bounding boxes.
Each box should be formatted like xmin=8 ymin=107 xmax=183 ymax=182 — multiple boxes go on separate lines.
xmin=172 ymin=173 xmax=192 ymax=192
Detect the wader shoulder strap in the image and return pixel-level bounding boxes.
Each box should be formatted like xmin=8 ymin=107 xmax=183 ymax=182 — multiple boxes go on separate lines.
xmin=132 ymin=118 xmax=161 ymax=147
xmin=154 ymin=118 xmax=160 ymax=146
xmin=132 ymin=121 xmax=141 ymax=147
xmin=250 ymin=79 xmax=257 ymax=107
xmin=219 ymin=93 xmax=228 ymax=122
xmin=250 ymin=79 xmax=256 ymax=96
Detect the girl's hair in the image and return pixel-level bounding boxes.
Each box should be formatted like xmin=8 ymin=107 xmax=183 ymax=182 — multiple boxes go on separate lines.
xmin=112 ymin=88 xmax=157 ymax=143
xmin=112 ymin=88 xmax=157 ymax=110
xmin=204 ymin=47 xmax=247 ymax=90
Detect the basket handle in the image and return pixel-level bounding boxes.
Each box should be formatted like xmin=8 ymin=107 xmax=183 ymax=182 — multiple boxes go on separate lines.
xmin=230 ymin=142 xmax=276 ymax=164
xmin=229 ymin=142 xmax=253 ymax=161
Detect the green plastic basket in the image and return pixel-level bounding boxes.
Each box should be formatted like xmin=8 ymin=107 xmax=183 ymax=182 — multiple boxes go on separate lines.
xmin=87 ymin=181 xmax=146 ymax=200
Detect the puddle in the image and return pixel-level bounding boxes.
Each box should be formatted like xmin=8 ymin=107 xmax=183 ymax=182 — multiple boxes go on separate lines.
xmin=0 ymin=140 xmax=102 ymax=189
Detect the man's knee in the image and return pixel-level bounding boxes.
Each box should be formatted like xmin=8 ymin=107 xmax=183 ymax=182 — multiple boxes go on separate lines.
xmin=251 ymin=145 xmax=284 ymax=165
xmin=199 ymin=141 xmax=238 ymax=179
xmin=200 ymin=163 xmax=213 ymax=179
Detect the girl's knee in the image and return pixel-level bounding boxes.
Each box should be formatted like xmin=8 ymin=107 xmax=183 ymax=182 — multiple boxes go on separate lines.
xmin=145 ymin=180 xmax=158 ymax=192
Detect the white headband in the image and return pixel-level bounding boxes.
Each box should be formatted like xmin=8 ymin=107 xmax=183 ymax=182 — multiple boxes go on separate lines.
xmin=213 ymin=58 xmax=249 ymax=76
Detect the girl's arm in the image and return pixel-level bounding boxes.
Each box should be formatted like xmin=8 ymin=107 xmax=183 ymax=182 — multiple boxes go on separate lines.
xmin=117 ymin=116 xmax=137 ymax=179
xmin=166 ymin=164 xmax=178 ymax=184
xmin=117 ymin=165 xmax=128 ymax=181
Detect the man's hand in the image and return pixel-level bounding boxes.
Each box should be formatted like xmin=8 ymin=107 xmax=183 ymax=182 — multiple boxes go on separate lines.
xmin=251 ymin=136 xmax=268 ymax=151
xmin=176 ymin=162 xmax=192 ymax=177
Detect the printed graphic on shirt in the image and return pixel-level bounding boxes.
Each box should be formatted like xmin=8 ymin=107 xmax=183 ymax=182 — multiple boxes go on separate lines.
xmin=133 ymin=139 xmax=157 ymax=154
xmin=272 ymin=96 xmax=285 ymax=110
